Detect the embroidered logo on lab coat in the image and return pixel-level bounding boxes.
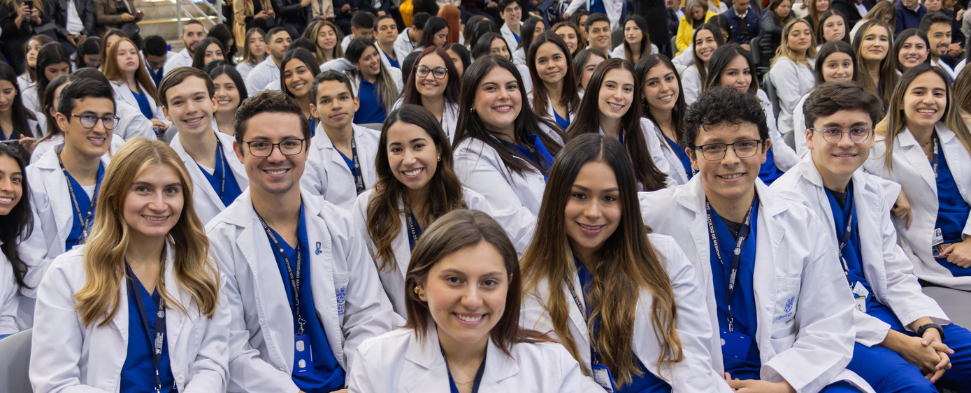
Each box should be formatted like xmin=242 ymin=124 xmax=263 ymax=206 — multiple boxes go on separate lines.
xmin=336 ymin=287 xmax=346 ymax=316
xmin=774 ymin=296 xmax=796 ymax=322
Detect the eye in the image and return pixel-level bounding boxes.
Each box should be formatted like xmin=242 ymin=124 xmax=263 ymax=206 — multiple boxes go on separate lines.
xmin=446 ymin=276 xmax=463 ymax=284
xmin=165 ymin=186 xmax=181 ymax=194
xmin=135 ymin=186 xmax=149 ymax=193
xmin=603 ymin=195 xmax=617 ymax=203
xmin=482 ymin=279 xmax=499 ymax=287
xmin=572 ymin=192 xmax=587 ymax=200
xmin=389 ymin=146 xmax=402 ymax=153
xmin=414 ymin=142 xmax=426 ymax=149
xmin=11 ymin=176 xmax=22 ymax=185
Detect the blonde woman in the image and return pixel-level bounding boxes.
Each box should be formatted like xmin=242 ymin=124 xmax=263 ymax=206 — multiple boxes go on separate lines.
xmin=302 ymin=19 xmax=344 ymax=65
xmin=768 ymin=18 xmax=817 ymax=132
xmin=28 ymin=137 xmax=229 ymax=393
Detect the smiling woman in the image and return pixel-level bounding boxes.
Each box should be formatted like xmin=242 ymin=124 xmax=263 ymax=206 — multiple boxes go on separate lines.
xmin=280 ymin=48 xmax=321 ymax=126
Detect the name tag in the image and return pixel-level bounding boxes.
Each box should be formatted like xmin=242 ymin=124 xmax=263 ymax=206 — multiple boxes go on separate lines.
xmin=852 ymin=281 xmax=869 ymax=313
xmin=592 ymin=364 xmax=616 ymax=392
xmin=294 ymin=332 xmax=313 ymax=373
xmin=720 ymin=328 xmax=753 ymax=360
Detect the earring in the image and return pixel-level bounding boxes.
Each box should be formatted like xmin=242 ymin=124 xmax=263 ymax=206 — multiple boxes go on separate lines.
xmin=437 ymin=156 xmax=441 ymax=161
xmin=413 ymin=285 xmax=422 ymax=295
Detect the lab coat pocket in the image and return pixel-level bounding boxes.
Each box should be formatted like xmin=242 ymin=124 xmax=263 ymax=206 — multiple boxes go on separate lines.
xmin=771 ymin=276 xmax=800 ymax=338
xmin=334 ymin=271 xmax=350 ymax=318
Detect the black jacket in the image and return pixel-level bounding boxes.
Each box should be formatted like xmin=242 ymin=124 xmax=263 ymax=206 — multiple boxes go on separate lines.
xmin=271 ymin=0 xmax=309 ymax=33
xmin=50 ymin=0 xmax=97 ymax=37
xmin=830 ymin=0 xmax=876 ymax=30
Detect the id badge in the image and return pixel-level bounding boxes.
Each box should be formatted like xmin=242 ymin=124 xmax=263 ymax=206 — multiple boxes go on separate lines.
xmin=933 ymin=228 xmax=945 ymax=247
xmin=294 ymin=332 xmax=313 ymax=373
xmin=720 ymin=328 xmax=753 ymax=360
xmin=852 ymin=282 xmax=869 ymax=313
xmin=591 ymin=364 xmax=617 ymax=392
xmin=933 ymin=243 xmax=954 ymax=258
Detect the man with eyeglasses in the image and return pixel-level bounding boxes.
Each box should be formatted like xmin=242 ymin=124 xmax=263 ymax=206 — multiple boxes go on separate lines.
xmin=773 ymin=82 xmax=971 ymax=392
xmin=207 ymin=89 xmax=399 ymax=393
xmin=499 ymin=0 xmax=524 ymax=58
xmin=301 ymin=70 xmax=381 ymax=210
xmin=639 ymin=86 xmax=867 ymax=392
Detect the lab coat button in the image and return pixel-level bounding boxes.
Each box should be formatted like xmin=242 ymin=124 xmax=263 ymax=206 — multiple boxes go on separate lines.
xmin=176 ymin=375 xmax=184 ymax=384
xmin=259 ymin=318 xmax=265 ymax=325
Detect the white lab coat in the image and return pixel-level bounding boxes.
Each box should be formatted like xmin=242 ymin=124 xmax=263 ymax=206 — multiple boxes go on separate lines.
xmin=0 ymin=242 xmax=20 ymax=335
xmin=642 ymin=117 xmax=691 ymax=186
xmin=768 ymin=57 xmax=815 ymax=133
xmin=113 ymin=100 xmax=158 ymax=141
xmin=792 ymin=92 xmax=810 ymax=157
xmin=341 ymin=35 xmax=352 ymax=52
xmin=862 ymin=123 xmax=971 ymax=290
xmin=163 ymin=48 xmax=193 ymax=76
xmin=597 ymin=120 xmax=677 ymax=189
xmin=29 ymin=134 xmax=126 ymax=165
xmin=347 ymin=324 xmax=606 ymax=393
xmin=681 ymin=64 xmax=703 ymax=106
xmin=169 ymin=132 xmax=248 ymax=225
xmin=319 ymin=58 xmax=405 ymax=101
xmin=772 ymin=156 xmax=950 ymax=346
xmin=245 ymin=56 xmax=281 ymax=96
xmin=17 ymin=73 xmax=34 ymax=97
xmin=351 ymin=187 xmax=534 ymax=317
xmin=513 ymin=47 xmax=526 ymax=65
xmin=638 ymin=178 xmax=872 ymax=393
xmin=757 ymin=89 xmax=801 ymax=172
xmin=376 ymin=42 xmax=401 ymax=70
xmin=609 ymin=43 xmax=659 ymax=60
xmin=301 ymin=123 xmax=381 ymax=210
xmin=521 ymin=233 xmax=735 ymax=392
xmin=565 ymin=0 xmax=622 ymax=30
xmin=500 ymin=22 xmax=523 ymax=61
xmin=111 ymin=80 xmax=166 ymax=121
xmin=526 ymin=91 xmax=580 ymax=134
xmin=206 ymin=188 xmax=401 ymax=393
xmin=391 ymin=98 xmax=460 ymax=143
xmin=236 ymin=61 xmax=257 ymax=81
xmin=393 ymin=29 xmax=418 ymax=65
xmin=932 ymin=58 xmax=957 ymax=81
xmin=29 ymin=243 xmax=231 ymax=393
xmin=23 ymin=84 xmax=42 ymax=113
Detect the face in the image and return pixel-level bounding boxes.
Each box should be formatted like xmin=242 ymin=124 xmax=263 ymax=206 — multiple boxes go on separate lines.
xmin=564 ymin=161 xmax=622 ymax=259
xmin=415 ymin=53 xmax=448 ymax=99
xmin=898 ymin=35 xmax=929 ymax=71
xmin=555 ymin=26 xmax=579 ymax=53
xmin=356 ymin=46 xmax=382 ymax=78
xmin=901 ymin=0 xmax=917 ymax=8
xmin=445 ymin=48 xmax=465 ymax=77
xmin=212 ymin=73 xmax=241 ymax=114
xmin=145 ymin=53 xmax=165 ymax=70
xmin=927 ymin=23 xmax=952 ymax=58
xmin=105 ymin=34 xmax=121 ymax=53
xmin=488 ymin=38 xmax=510 ymax=60
xmin=587 ymin=21 xmax=611 ymax=51
xmin=860 ymin=25 xmax=890 ymax=62
xmin=182 ymin=24 xmax=206 ymax=53
xmin=310 ymin=80 xmax=360 ymax=131
xmin=902 ymin=71 xmax=947 ymax=130
xmin=689 ymin=121 xmax=767 ymax=205
xmin=26 ymin=39 xmax=43 ymax=68
xmin=249 ymin=33 xmax=268 ymax=56
xmin=642 ymin=64 xmax=679 ymax=112
xmin=719 ymin=54 xmax=753 ymax=92
xmin=690 ymin=6 xmax=705 ymax=19
xmin=386 ymin=120 xmax=441 ymax=191
xmin=0 ymin=81 xmax=15 ymax=114
xmin=821 ymin=52 xmax=853 ymax=81
xmin=317 ymin=25 xmax=338 ymax=52
xmin=162 ymin=76 xmax=216 ymax=136
xmin=624 ymin=20 xmax=643 ymax=45
xmin=115 ymin=41 xmax=140 ymax=73
xmin=235 ymin=112 xmax=308 ymax=195
xmin=822 ymin=15 xmax=845 ymax=42
xmin=284 ymin=59 xmax=313 ymax=99
xmin=473 ymin=67 xmax=522 ymax=134
xmin=420 ymin=241 xmax=508 ymax=350
xmin=534 ymin=42 xmax=567 ymax=86
xmin=377 ymin=19 xmax=399 ymax=45
xmin=786 ymin=22 xmax=813 ymax=54
xmin=924 ymin=0 xmax=941 ymax=10
xmin=815 ymin=0 xmax=829 ymax=12
xmin=354 ymin=27 xmax=375 ymax=40
xmin=123 ymin=165 xmax=184 ymax=241
xmin=578 ymin=15 xmax=589 ymax=31
xmin=0 ymin=155 xmax=22 ymax=216
xmin=665 ymin=0 xmax=680 ymax=10
xmin=777 ymin=0 xmax=791 ymax=16
xmin=43 ymin=61 xmax=70 ymax=83
xmin=597 ymin=69 xmax=635 ymax=121
xmin=433 ymin=27 xmax=450 ymax=48
xmin=268 ymin=31 xmax=292 ymax=61
xmin=734 ymin=0 xmax=750 ymax=14
xmin=203 ymin=42 xmax=224 ymax=65
xmin=532 ymin=23 xmax=546 ymax=40
xmin=806 ymin=110 xmax=873 ymax=179
xmin=501 ymin=2 xmax=522 ymax=24
xmin=56 ymin=97 xmax=115 ymax=159
xmin=695 ymin=29 xmax=718 ymax=63
xmin=580 ymin=54 xmax=605 ymax=90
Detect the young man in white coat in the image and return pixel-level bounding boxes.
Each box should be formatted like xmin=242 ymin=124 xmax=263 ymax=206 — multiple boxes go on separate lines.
xmin=772 ymin=82 xmax=971 ymax=392
xmin=394 ymin=12 xmax=429 ymax=63
xmin=246 ymin=27 xmax=293 ymax=96
xmin=638 ymin=86 xmax=870 ymax=393
xmin=374 ymin=15 xmax=400 ymax=70
xmin=160 ymin=67 xmax=247 ymax=225
xmin=499 ymin=0 xmax=524 ymax=57
xmin=584 ymin=13 xmax=614 ymax=57
xmin=302 ymin=71 xmax=380 ymax=210
xmin=163 ymin=20 xmax=206 ymax=76
xmin=206 ymin=90 xmax=400 ymax=393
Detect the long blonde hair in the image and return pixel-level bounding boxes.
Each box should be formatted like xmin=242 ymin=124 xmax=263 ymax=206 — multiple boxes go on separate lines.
xmin=771 ymin=19 xmax=817 ymax=68
xmin=103 ymin=38 xmax=161 ymax=107
xmin=74 ymin=138 xmax=219 ymax=327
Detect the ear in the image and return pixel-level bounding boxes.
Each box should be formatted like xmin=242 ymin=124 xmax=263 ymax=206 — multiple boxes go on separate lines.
xmin=309 ymin=102 xmax=320 ymax=120
xmin=352 ymin=96 xmax=360 ymax=113
xmin=804 ymin=128 xmax=814 ymax=152
xmin=162 ymin=104 xmax=173 ymax=122
xmin=686 ymin=146 xmax=700 ymax=171
xmin=55 ymin=112 xmax=69 ymax=133
xmin=761 ymin=138 xmax=772 ymax=165
xmin=210 ymin=95 xmax=218 ymax=112
xmin=233 ymin=140 xmax=245 ymax=162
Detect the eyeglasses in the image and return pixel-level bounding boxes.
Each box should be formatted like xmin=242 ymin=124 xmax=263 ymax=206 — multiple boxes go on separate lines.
xmin=693 ymin=140 xmax=763 ymax=161
xmin=243 ymin=139 xmax=306 ymax=157
xmin=71 ymin=114 xmax=119 ymax=130
xmin=809 ymin=127 xmax=872 ymax=144
xmin=416 ymin=65 xmax=448 ymax=80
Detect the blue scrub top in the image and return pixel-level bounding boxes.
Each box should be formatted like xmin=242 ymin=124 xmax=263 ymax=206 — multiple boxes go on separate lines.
xmin=758 ymin=148 xmax=784 ymax=185
xmin=130 ymin=89 xmax=155 ymax=120
xmin=499 ymin=133 xmax=554 ymax=179
xmin=338 ymin=150 xmax=355 ymax=173
xmin=825 ymin=184 xmax=879 ymax=309
xmin=933 ymin=137 xmax=971 ymax=277
xmin=119 ymin=275 xmax=175 ymax=393
xmin=589 ymin=0 xmax=607 ymax=16
xmin=575 ymin=260 xmax=671 ymax=393
xmin=709 ymin=202 xmax=762 ymax=378
xmin=353 ymin=79 xmax=387 ymax=124
xmin=383 ymin=51 xmax=400 ymax=69
xmin=197 ymin=144 xmax=243 ymax=207
xmin=64 ymin=164 xmax=105 ymax=251
xmin=554 ymin=110 xmax=570 ymax=131
xmin=665 ymin=135 xmax=693 ymax=181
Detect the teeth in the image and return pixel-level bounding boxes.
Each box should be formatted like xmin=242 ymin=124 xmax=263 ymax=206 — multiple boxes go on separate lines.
xmin=578 ymin=223 xmax=604 ymax=230
xmin=722 ymin=173 xmax=743 ymax=179
xmin=89 ymin=138 xmax=105 ymax=142
xmin=917 ymin=109 xmax=936 ymax=113
xmin=267 ymin=169 xmax=287 ymax=175
xmin=609 ymin=103 xmax=624 ymax=110
xmin=403 ymin=168 xmax=422 ymax=176
xmin=495 ymin=106 xmax=511 ymax=110
xmin=143 ymin=215 xmax=168 ymax=221
xmin=0 ymin=197 xmax=11 ymax=202
xmin=456 ymin=314 xmax=483 ymax=322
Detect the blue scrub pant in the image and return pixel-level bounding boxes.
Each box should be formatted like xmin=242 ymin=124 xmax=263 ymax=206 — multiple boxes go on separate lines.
xmin=729 ymin=370 xmax=863 ymax=392
xmin=846 ymin=304 xmax=971 ymax=392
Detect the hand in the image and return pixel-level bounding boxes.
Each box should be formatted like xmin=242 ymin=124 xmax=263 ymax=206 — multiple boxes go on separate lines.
xmin=487 ymin=2 xmax=498 ymax=7
xmin=120 ymin=12 xmax=135 ymax=22
xmin=300 ymin=0 xmax=311 ymax=7
xmin=256 ymin=10 xmax=268 ymax=18
xmin=377 ymin=10 xmax=385 ymax=16
xmin=150 ymin=119 xmax=169 ymax=132
xmin=17 ymin=3 xmax=29 ymax=19
xmin=135 ymin=10 xmax=144 ymax=19
xmin=18 ymin=136 xmax=36 ymax=155
xmin=942 ymin=238 xmax=971 ymax=268
xmin=885 ymin=329 xmax=953 ymax=382
xmin=342 ymin=3 xmax=350 ymax=12
xmin=958 ymin=9 xmax=965 ymax=21
xmin=30 ymin=8 xmax=40 ymax=23
xmin=329 ymin=390 xmax=349 ymax=393
xmin=561 ymin=11 xmax=568 ymax=17
xmin=948 ymin=43 xmax=963 ymax=58
xmin=726 ymin=378 xmax=796 ymax=393
xmin=892 ymin=190 xmax=912 ymax=229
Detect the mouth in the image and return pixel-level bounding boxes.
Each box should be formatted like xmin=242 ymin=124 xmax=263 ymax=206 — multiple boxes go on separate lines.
xmin=262 ymin=167 xmax=291 ymax=177
xmin=657 ymin=93 xmax=674 ymax=102
xmin=401 ymin=167 xmax=424 ymax=179
xmin=454 ymin=312 xmax=486 ymax=325
xmin=330 ymin=112 xmax=347 ymax=119
xmin=182 ymin=115 xmax=205 ymax=127
xmin=868 ymin=48 xmax=883 ymax=54
xmin=217 ymin=99 xmax=232 ymax=106
xmin=832 ymin=152 xmax=857 ymax=159
xmin=88 ymin=136 xmax=107 ymax=146
xmin=607 ymin=102 xmax=625 ymax=111
xmin=916 ymin=108 xmax=938 ymax=115
xmin=292 ymin=81 xmax=307 ymax=91
xmin=717 ymin=172 xmax=746 ymax=181
xmin=577 ymin=222 xmax=606 ymax=236
xmin=0 ymin=196 xmax=14 ymax=205
xmin=493 ymin=105 xmax=513 ymax=113
xmin=142 ymin=214 xmax=170 ymax=222
xmin=421 ymin=81 xmax=439 ymax=89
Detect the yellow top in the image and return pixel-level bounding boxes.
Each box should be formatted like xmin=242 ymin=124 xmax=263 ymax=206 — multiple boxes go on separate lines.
xmin=675 ymin=10 xmax=718 ymax=56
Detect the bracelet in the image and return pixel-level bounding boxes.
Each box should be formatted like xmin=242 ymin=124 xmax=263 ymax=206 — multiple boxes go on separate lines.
xmin=916 ymin=323 xmax=945 ymax=342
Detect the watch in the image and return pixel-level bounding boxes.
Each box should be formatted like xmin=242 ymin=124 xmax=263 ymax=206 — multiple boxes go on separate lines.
xmin=916 ymin=323 xmax=945 ymax=342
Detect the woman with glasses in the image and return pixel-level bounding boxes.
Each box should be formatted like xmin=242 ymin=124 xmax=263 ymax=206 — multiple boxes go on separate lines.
xmin=791 ymin=41 xmax=858 ymax=156
xmin=395 ymin=47 xmax=461 ymax=142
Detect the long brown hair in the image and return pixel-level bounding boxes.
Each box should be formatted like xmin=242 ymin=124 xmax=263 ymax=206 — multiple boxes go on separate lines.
xmin=404 ymin=209 xmax=551 ymax=356
xmin=74 ymin=138 xmax=219 ymax=327
xmin=528 ymin=32 xmax=581 ymax=119
xmin=242 ymin=27 xmax=268 ymax=66
xmin=367 ymin=105 xmax=466 ymax=273
xmin=771 ymin=19 xmax=818 ymax=68
xmin=853 ymin=20 xmax=899 ymax=109
xmin=302 ymin=20 xmax=344 ymax=64
xmin=103 ymin=37 xmax=161 ymax=107
xmin=521 ymin=134 xmax=683 ymax=386
xmin=692 ymin=24 xmax=725 ymax=90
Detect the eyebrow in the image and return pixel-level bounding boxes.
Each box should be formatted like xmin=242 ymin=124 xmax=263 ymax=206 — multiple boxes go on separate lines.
xmin=439 ymin=268 xmax=506 ymax=277
xmin=132 ymin=181 xmax=182 ymax=188
xmin=821 ymin=121 xmax=870 ymax=128
xmin=0 ymin=170 xmax=22 ymax=176
xmin=572 ymin=185 xmax=619 ymax=193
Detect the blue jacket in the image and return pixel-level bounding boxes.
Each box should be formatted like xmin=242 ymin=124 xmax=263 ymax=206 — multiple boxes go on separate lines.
xmin=724 ymin=6 xmax=760 ymax=45
xmin=895 ymin=1 xmax=926 ymax=36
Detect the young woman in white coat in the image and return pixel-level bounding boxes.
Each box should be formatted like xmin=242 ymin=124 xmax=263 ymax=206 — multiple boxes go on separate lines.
xmin=349 ymin=209 xmax=604 ymax=393
xmin=0 ymin=144 xmax=30 ymax=337
xmin=280 ymin=48 xmax=322 ymax=134
xmin=527 ymin=33 xmax=582 ymax=132
xmin=864 ymin=64 xmax=971 ymax=291
xmin=792 ymin=41 xmax=859 ymax=156
xmin=611 ymin=15 xmax=658 ymax=63
xmin=520 ymin=134 xmax=733 ymax=392
xmin=512 ymin=17 xmax=545 ymax=66
xmin=320 ymin=37 xmax=404 ymax=125
xmin=681 ymin=24 xmax=725 ymax=105
xmin=0 ymin=62 xmax=42 ymax=160
xmin=767 ymin=18 xmax=818 ymax=133
xmin=852 ymin=20 xmax=899 ymax=112
xmin=704 ymin=44 xmax=800 ymax=184
xmin=397 ymin=47 xmax=462 ymax=142
xmin=28 ymin=137 xmax=230 ymax=393
xmin=566 ymin=58 xmax=671 ymax=191
xmin=637 ymin=54 xmax=694 ymax=186
xmin=103 ymin=38 xmax=171 ymax=136
xmin=471 ymin=33 xmax=534 ymax=94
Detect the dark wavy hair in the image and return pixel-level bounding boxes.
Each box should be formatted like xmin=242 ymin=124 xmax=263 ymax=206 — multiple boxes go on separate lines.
xmin=705 ymin=44 xmax=759 ymax=95
xmin=0 ymin=62 xmax=39 ymax=155
xmin=419 ymin=16 xmax=450 ymax=48
xmin=73 ymin=37 xmax=102 ymax=70
xmin=472 ymin=33 xmax=510 ymax=60
xmin=206 ymin=62 xmax=249 ymax=105
xmin=517 ymin=16 xmax=544 ymax=52
xmin=682 ymin=86 xmax=769 ymax=149
xmin=208 ymin=23 xmax=237 ymax=65
xmin=402 ymin=47 xmax=461 ymax=109
xmin=0 ymin=143 xmax=33 ymax=290
xmin=637 ymin=54 xmax=687 ymax=154
xmin=192 ymin=38 xmax=226 ymax=71
xmin=36 ymin=42 xmax=71 ymax=114
xmin=893 ymin=28 xmax=930 ymax=73
xmin=279 ymin=48 xmax=321 ymax=100
xmin=527 ymin=32 xmax=580 ymax=119
xmin=40 ymin=74 xmax=78 ymax=141
xmin=813 ymin=40 xmax=859 ymax=85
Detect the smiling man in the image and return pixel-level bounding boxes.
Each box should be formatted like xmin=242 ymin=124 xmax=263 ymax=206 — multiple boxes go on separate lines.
xmin=639 ymin=87 xmax=867 ymax=392
xmin=374 ymin=15 xmax=400 ymax=69
xmin=585 ymin=13 xmax=613 ymax=56
xmin=301 ymin=70 xmax=380 ymax=210
xmin=163 ymin=20 xmax=206 ymax=76
xmin=920 ymin=11 xmax=957 ymax=81
xmin=499 ymin=0 xmax=524 ymax=56
xmin=160 ymin=67 xmax=247 ymax=224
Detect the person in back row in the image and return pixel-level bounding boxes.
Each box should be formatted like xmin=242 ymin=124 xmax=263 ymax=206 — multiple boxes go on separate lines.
xmin=246 ymin=27 xmax=292 ymax=95
xmin=206 ymin=90 xmax=399 ymax=393
xmin=163 ymin=20 xmax=206 ymax=75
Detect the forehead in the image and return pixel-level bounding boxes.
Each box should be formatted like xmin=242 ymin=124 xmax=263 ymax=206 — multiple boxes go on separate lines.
xmin=271 ymin=32 xmax=291 ymax=41
xmin=73 ymin=97 xmax=116 ymax=114
xmin=903 ymin=35 xmax=926 ymax=44
xmin=244 ymin=112 xmax=304 ymax=139
xmin=812 ymin=109 xmax=873 ymax=127
xmin=418 ymin=53 xmax=446 ymax=66
xmin=490 ymin=38 xmax=506 ymax=47
xmin=480 ymin=67 xmax=516 ymax=85
xmin=928 ymin=23 xmax=951 ymax=33
xmin=555 ymin=27 xmax=575 ymax=35
xmin=430 ymin=241 xmax=507 ymax=276
xmin=725 ymin=54 xmax=750 ymax=68
xmin=823 ymin=52 xmax=852 ymax=62
xmin=535 ymin=42 xmax=563 ymax=56
xmin=134 ymin=164 xmax=182 ymax=184
xmin=694 ymin=121 xmax=761 ymax=144
xmin=909 ymin=71 xmax=947 ymax=89
xmin=696 ymin=29 xmax=714 ymax=40
xmin=316 ymin=79 xmax=352 ymax=97
xmin=116 ymin=41 xmax=136 ymax=51
xmin=185 ymin=24 xmax=204 ymax=34
xmin=590 ymin=21 xmax=610 ymax=30
xmin=387 ymin=120 xmax=432 ymax=140
xmin=285 ymin=59 xmax=308 ymax=71
xmin=865 ymin=25 xmax=888 ymax=36
xmin=167 ymin=75 xmax=209 ymax=98
xmin=206 ymin=42 xmax=222 ymax=51
xmin=377 ymin=19 xmax=396 ymax=28
xmin=603 ymin=68 xmax=634 ymax=83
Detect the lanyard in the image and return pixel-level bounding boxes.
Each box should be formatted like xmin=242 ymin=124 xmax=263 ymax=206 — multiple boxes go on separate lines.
xmin=256 ymin=213 xmax=307 ymax=334
xmin=835 ymin=188 xmax=855 ymax=286
xmin=931 ymin=133 xmax=939 ymax=179
xmin=58 ymin=152 xmax=101 ymax=243
xmin=706 ymin=197 xmax=756 ymax=332
xmin=442 ymin=347 xmax=487 ymax=393
xmin=565 ymin=260 xmax=608 ymax=367
xmin=405 ymin=207 xmax=421 ymax=250
xmin=213 ymin=138 xmax=227 ymax=198
xmin=350 ymin=136 xmax=366 ymax=195
xmin=125 ymin=263 xmax=166 ymax=393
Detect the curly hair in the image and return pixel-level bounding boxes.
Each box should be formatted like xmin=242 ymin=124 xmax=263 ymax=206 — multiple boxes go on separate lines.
xmin=682 ymin=86 xmax=768 ymax=148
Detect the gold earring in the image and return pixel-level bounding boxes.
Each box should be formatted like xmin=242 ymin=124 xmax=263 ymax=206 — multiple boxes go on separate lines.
xmin=437 ymin=156 xmax=441 ymax=161
xmin=413 ymin=285 xmax=422 ymax=295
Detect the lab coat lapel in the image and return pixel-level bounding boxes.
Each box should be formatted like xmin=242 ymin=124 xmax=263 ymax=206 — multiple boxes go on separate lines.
xmin=751 ymin=181 xmax=784 ymax=356
xmin=798 ymin=157 xmax=838 ymax=240
xmin=403 ymin=324 xmax=452 ymax=393
xmin=898 ymin=129 xmax=937 ymax=194
xmin=937 ymin=124 xmax=971 ymax=205
xmin=220 ymin=133 xmax=248 ymax=189
xmin=304 ymin=191 xmax=345 ymax=367
xmin=163 ymin=243 xmax=198 ymax=380
xmin=37 ymin=151 xmax=73 ymax=251
xmin=171 ymin=134 xmax=226 ymax=211
xmin=562 ymin=272 xmax=590 ymax=363
xmin=852 ymin=171 xmax=889 ymax=299
xmin=676 ymin=178 xmax=714 ymax=296
xmin=480 ymin=335 xmax=517 ymax=392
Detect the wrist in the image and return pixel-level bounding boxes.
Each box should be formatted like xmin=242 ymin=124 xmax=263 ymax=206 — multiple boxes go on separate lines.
xmin=917 ymin=323 xmax=945 ymax=342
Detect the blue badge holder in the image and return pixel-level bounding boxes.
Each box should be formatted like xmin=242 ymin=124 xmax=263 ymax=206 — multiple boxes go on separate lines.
xmin=592 ymin=364 xmax=617 ymax=392
xmin=294 ymin=332 xmax=313 ymax=373
xmin=720 ymin=328 xmax=753 ymax=360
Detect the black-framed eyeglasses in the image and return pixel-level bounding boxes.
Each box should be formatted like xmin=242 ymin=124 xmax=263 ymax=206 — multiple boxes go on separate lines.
xmin=71 ymin=114 xmax=119 ymax=130
xmin=809 ymin=127 xmax=872 ymax=144
xmin=416 ymin=65 xmax=448 ymax=80
xmin=243 ymin=139 xmax=306 ymax=157
xmin=693 ymin=140 xmax=763 ymax=161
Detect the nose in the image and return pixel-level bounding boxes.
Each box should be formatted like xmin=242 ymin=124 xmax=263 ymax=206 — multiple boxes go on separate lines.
xmin=837 ymin=130 xmax=855 ymax=148
xmin=403 ymin=149 xmax=417 ymax=165
xmin=497 ymin=87 xmax=510 ymax=100
xmin=722 ymin=144 xmax=743 ymax=165
xmin=460 ymin=285 xmax=484 ymax=309
xmin=583 ymin=200 xmax=602 ymax=220
xmin=0 ymin=177 xmax=11 ymax=192
xmin=148 ymin=189 xmax=166 ymax=209
xmin=612 ymin=87 xmax=624 ymax=101
xmin=267 ymin=142 xmax=288 ymax=163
